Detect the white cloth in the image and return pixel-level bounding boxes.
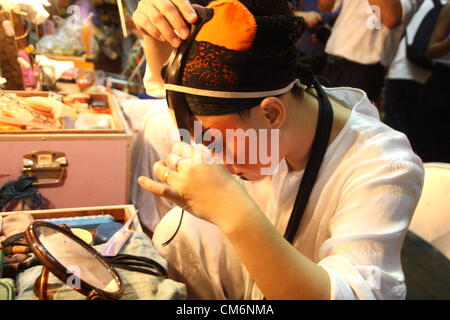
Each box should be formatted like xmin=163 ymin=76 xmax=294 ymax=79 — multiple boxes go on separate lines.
xmin=35 ymin=55 xmax=75 ymax=80
xmin=143 ymin=87 xmax=424 ymax=300
xmin=388 ymin=0 xmax=448 ymax=82
xmin=130 ymin=99 xmax=180 ymax=231
xmin=325 ymin=0 xmax=423 ymax=66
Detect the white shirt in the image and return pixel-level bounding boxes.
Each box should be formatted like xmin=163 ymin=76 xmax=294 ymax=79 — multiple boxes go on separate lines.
xmin=388 ymin=0 xmax=448 ymax=82
xmin=144 ymin=87 xmax=424 ymax=300
xmin=325 ymin=0 xmax=422 ymax=66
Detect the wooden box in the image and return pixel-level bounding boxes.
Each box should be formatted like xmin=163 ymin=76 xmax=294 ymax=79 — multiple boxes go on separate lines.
xmin=0 ymin=205 xmax=142 ymax=232
xmin=0 ymin=91 xmax=133 ymax=209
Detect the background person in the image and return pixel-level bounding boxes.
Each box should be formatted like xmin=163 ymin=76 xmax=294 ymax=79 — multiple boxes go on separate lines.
xmin=318 ymin=0 xmax=423 ymax=102
xmin=383 ymin=0 xmax=447 ymax=136
xmin=294 ymin=0 xmax=339 ymax=75
xmin=409 ymin=1 xmax=450 ymax=162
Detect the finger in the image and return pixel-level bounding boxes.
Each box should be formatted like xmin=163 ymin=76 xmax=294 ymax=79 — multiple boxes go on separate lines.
xmin=153 ymin=160 xmax=182 ymax=187
xmin=173 ymin=0 xmax=198 ymax=24
xmin=173 ymin=141 xmax=218 ymax=165
xmin=147 ymin=3 xmax=182 ymax=47
xmin=153 ymin=0 xmax=190 ymax=40
xmin=141 ymin=24 xmax=166 ymax=42
xmin=138 ymin=176 xmax=186 ymax=206
xmin=133 ymin=1 xmax=156 ymax=34
xmin=173 ymin=141 xmax=208 ymax=165
xmin=167 ymin=152 xmax=189 ymax=171
xmin=132 ymin=10 xmax=164 ymax=41
xmin=172 ymin=141 xmax=194 ymax=157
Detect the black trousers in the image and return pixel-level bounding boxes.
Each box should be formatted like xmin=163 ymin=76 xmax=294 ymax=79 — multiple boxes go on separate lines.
xmin=409 ymin=64 xmax=450 ymax=163
xmin=323 ymin=56 xmax=385 ymax=102
xmin=383 ymin=79 xmax=424 ymax=135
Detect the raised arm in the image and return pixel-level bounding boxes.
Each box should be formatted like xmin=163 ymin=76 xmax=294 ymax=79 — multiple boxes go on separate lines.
xmin=294 ymin=11 xmax=322 ymax=28
xmin=132 ymin=0 xmax=199 ymax=85
xmin=426 ymin=2 xmax=450 ymax=59
xmin=141 ymin=36 xmax=172 ymax=86
xmin=140 ymin=142 xmax=332 ymax=300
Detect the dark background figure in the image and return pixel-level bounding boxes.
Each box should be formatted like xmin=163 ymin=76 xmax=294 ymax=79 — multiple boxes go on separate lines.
xmin=409 ymin=1 xmax=450 ymax=163
xmin=318 ymin=0 xmax=419 ymax=104
xmin=383 ymin=0 xmax=439 ymax=136
xmin=294 ymin=0 xmax=339 ymax=75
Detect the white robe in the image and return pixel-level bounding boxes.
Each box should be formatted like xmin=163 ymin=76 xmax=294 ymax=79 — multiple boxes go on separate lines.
xmin=134 ymin=87 xmax=424 ymax=300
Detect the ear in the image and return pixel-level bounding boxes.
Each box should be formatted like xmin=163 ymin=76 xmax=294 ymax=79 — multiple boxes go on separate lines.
xmin=258 ymin=97 xmax=286 ymax=129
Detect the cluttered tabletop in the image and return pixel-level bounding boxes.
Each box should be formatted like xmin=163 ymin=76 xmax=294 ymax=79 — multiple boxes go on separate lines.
xmin=0 ymin=0 xmax=182 ymax=300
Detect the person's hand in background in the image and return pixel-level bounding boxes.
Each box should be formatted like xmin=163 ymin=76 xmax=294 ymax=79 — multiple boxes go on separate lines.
xmin=295 ymin=10 xmax=322 ymax=29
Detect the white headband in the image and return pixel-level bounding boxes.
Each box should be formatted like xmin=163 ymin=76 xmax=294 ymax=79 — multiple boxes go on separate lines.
xmin=164 ymin=79 xmax=306 ymax=99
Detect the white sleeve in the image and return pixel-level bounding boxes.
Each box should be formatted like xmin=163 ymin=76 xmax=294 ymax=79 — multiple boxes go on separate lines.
xmin=400 ymin=0 xmax=425 ymax=24
xmin=317 ymin=158 xmax=424 ymax=300
xmin=130 ymin=100 xmax=180 ymax=231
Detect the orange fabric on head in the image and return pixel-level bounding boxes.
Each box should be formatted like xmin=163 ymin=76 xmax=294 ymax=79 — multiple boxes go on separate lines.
xmin=195 ymin=0 xmax=256 ymax=51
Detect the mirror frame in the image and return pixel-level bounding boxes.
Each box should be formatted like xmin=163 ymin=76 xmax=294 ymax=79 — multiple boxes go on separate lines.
xmin=25 ymin=221 xmax=124 ymax=300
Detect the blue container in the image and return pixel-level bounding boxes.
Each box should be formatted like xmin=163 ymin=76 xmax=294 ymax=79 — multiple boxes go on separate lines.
xmin=94 ymin=222 xmax=124 ymax=245
xmin=39 ymin=214 xmax=115 ymax=230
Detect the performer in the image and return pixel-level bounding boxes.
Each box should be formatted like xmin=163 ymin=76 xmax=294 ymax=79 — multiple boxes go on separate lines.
xmin=133 ymin=0 xmax=424 ymax=299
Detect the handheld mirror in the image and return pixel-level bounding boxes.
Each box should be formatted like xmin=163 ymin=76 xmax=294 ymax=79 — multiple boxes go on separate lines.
xmin=25 ymin=221 xmax=124 ymax=300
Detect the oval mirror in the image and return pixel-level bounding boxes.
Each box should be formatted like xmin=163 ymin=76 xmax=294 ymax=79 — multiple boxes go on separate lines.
xmin=25 ymin=221 xmax=124 ymax=300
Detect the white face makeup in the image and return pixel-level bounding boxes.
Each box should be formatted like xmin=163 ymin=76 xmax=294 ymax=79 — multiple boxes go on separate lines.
xmin=176 ymin=114 xmax=283 ymax=180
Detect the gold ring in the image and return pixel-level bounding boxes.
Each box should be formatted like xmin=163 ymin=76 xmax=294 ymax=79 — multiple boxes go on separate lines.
xmin=162 ymin=169 xmax=175 ymax=183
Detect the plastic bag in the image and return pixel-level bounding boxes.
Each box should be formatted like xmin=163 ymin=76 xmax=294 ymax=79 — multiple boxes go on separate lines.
xmin=36 ymin=16 xmax=85 ymax=56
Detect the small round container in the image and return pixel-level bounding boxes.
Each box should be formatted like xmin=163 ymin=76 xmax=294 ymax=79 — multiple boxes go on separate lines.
xmin=70 ymin=228 xmax=94 ymax=245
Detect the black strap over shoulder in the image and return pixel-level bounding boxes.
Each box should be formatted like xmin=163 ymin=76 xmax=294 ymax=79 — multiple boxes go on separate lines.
xmin=283 ymin=68 xmax=334 ymax=244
